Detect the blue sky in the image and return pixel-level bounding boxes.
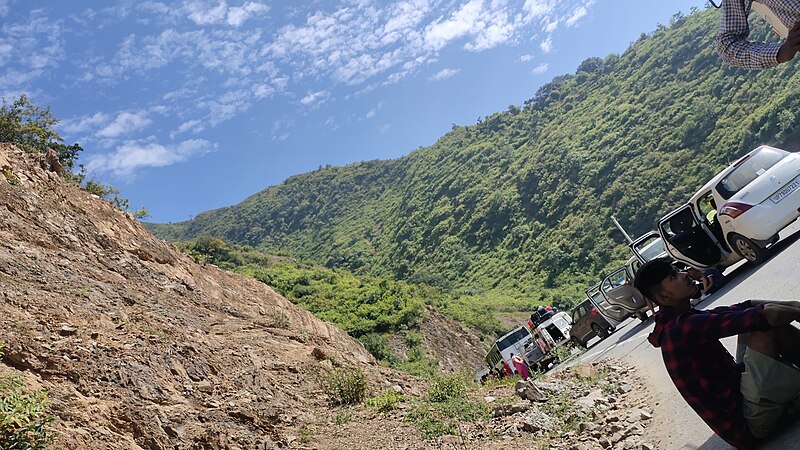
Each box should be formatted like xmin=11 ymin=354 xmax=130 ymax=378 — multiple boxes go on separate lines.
xmin=2 ymin=0 xmax=706 ymax=223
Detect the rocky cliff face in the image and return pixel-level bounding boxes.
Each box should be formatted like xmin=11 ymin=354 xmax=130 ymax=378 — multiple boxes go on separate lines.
xmin=0 ymin=143 xmax=421 ymax=449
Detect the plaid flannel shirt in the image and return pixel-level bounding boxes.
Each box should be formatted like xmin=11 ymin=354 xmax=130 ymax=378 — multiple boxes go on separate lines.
xmin=648 ymin=301 xmax=771 ymax=449
xmin=716 ymin=0 xmax=800 ymax=69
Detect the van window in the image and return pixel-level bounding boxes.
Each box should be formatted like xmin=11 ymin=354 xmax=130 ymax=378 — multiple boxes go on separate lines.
xmin=717 ymin=147 xmax=787 ymax=200
xmin=497 ymin=327 xmax=530 ymax=351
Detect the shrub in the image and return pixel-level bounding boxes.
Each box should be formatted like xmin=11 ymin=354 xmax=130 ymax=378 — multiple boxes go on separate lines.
xmin=83 ymin=179 xmax=129 ymax=211
xmin=332 ymin=410 xmax=352 ymax=425
xmin=365 ymin=389 xmax=403 ymax=413
xmin=0 ymin=343 xmax=56 ymax=449
xmin=427 ymin=375 xmax=466 ymax=403
xmin=404 ymin=404 xmax=455 ymax=439
xmin=133 ymin=208 xmax=151 ymax=220
xmin=358 ymin=333 xmax=397 ymax=364
xmin=323 ymin=367 xmax=367 ymax=405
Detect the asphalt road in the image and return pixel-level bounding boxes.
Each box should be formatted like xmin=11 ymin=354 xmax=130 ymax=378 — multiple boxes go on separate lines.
xmin=566 ymin=221 xmax=800 ymax=450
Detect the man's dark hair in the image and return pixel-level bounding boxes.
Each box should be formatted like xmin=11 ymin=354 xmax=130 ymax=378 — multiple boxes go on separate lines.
xmin=634 ymin=258 xmax=675 ymax=304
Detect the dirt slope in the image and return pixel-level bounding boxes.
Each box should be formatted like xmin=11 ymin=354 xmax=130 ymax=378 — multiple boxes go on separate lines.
xmin=0 ymin=143 xmax=425 ymax=449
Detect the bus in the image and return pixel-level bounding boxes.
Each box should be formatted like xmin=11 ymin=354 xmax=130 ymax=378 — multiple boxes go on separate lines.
xmin=485 ymin=325 xmax=541 ymax=375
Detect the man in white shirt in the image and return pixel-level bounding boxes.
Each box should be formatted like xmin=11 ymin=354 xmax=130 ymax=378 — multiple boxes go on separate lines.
xmin=715 ymin=0 xmax=800 ymax=69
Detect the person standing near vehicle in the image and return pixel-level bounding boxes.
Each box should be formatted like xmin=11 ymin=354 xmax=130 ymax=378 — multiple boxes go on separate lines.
xmin=502 ymin=360 xmax=513 ymax=377
xmin=511 ymin=353 xmax=531 ymax=380
xmin=635 ymin=258 xmax=800 ymax=449
xmin=715 ymin=0 xmax=800 ymax=69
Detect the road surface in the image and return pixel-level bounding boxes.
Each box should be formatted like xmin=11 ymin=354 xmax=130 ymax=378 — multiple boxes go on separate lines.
xmin=567 ymin=222 xmax=800 ymax=449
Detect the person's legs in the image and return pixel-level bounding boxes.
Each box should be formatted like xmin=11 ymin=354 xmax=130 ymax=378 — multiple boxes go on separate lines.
xmin=740 ymin=328 xmax=800 ymax=439
xmin=743 ymin=325 xmax=800 ymax=367
xmin=774 ymin=325 xmax=800 ymax=367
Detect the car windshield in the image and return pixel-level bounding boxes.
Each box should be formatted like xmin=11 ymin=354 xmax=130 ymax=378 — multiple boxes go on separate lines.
xmin=717 ymin=147 xmax=788 ymax=200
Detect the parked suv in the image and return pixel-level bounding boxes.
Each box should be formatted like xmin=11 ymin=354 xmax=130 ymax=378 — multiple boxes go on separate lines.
xmin=569 ymin=298 xmax=615 ymax=349
xmin=657 ymin=145 xmax=800 ymax=269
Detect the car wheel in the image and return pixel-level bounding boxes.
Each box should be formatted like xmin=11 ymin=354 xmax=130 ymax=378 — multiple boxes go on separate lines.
xmin=592 ymin=323 xmax=609 ymax=339
xmin=728 ymin=233 xmax=766 ymax=265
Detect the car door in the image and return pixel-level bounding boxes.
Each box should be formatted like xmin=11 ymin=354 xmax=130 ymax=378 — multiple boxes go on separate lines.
xmin=585 ymin=283 xmax=631 ymax=323
xmin=570 ymin=306 xmax=587 ymax=341
xmin=658 ymin=204 xmax=723 ymax=269
xmin=598 ymin=266 xmax=647 ymax=314
xmin=630 ymin=231 xmax=666 ymax=264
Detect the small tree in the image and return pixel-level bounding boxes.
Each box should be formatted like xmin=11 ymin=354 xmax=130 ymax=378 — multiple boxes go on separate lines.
xmin=133 ymin=207 xmax=151 ymax=220
xmin=0 ymin=94 xmax=83 ymax=170
xmin=83 ymin=178 xmax=130 ymax=211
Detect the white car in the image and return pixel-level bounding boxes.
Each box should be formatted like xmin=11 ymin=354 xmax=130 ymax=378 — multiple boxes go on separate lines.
xmin=657 ymin=145 xmax=800 ymax=268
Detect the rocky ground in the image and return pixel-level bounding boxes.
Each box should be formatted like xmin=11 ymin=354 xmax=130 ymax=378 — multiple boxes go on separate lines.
xmin=310 ymin=360 xmax=658 ymax=450
xmin=0 ymin=143 xmax=659 ymax=449
xmin=0 ymin=143 xmax=426 ymax=449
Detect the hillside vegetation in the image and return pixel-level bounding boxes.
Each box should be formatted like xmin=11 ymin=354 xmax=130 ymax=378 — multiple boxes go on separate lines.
xmin=148 ymin=9 xmax=800 ymax=312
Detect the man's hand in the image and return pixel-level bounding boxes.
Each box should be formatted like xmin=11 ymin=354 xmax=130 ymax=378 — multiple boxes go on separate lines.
xmin=687 ymin=267 xmax=703 ymax=281
xmin=700 ymin=275 xmax=713 ymax=294
xmin=758 ymin=300 xmax=800 ymax=326
xmin=777 ymin=21 xmax=800 ymax=63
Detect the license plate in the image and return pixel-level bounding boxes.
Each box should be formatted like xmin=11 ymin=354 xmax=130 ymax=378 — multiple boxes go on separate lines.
xmin=771 ymin=177 xmax=800 ymax=204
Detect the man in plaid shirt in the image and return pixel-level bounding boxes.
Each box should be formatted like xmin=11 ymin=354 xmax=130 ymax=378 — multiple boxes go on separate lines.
xmin=635 ymin=258 xmax=800 ymax=449
xmin=716 ymin=0 xmax=800 ymax=69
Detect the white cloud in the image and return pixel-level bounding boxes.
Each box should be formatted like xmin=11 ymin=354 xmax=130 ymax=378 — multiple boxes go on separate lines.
xmin=300 ymin=90 xmax=330 ymax=107
xmin=364 ymin=101 xmax=383 ymax=120
xmin=183 ymin=0 xmax=268 ymax=27
xmin=60 ymin=112 xmax=110 ymax=134
xmin=532 ymin=62 xmax=549 ymax=74
xmin=565 ymin=5 xmax=588 ymax=27
xmin=423 ymin=0 xmax=482 ymax=51
xmin=430 ymin=68 xmax=459 ymax=81
xmin=324 ymin=116 xmax=339 ymax=131
xmin=271 ymin=119 xmax=291 ymax=141
xmin=86 ymin=138 xmax=216 ymax=177
xmin=170 ymin=119 xmax=204 ymax=138
xmin=0 ymin=15 xmax=64 ymax=86
xmin=540 ymin=36 xmax=552 ymax=53
xmin=379 ymin=123 xmax=391 ymax=134
xmin=0 ymin=68 xmax=43 ymax=88
xmin=382 ymin=0 xmax=431 ymax=44
xmin=226 ymin=2 xmax=268 ymax=27
xmin=2 ymin=0 xmax=598 ymax=139
xmin=97 ymin=111 xmax=153 ymax=139
xmin=523 ymin=0 xmax=556 ymax=20
xmin=253 ymin=83 xmax=275 ymax=99
xmin=198 ymin=89 xmax=252 ymax=125
xmin=185 ymin=0 xmax=228 ymax=25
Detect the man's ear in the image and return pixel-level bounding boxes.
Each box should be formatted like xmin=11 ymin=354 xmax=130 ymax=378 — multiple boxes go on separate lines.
xmin=652 ymin=290 xmax=667 ymax=306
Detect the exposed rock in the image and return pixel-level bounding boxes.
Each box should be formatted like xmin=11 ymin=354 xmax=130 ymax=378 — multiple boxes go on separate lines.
xmin=60 ymin=325 xmax=78 ymax=336
xmin=515 ymin=379 xmax=548 ymax=402
xmin=0 ymin=143 xmax=401 ymax=449
xmin=519 ymin=406 xmax=556 ymax=433
xmin=493 ymin=402 xmax=529 ymax=418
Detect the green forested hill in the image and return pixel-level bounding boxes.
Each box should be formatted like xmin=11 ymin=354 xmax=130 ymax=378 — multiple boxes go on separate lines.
xmin=148 ymin=9 xmax=799 ymax=308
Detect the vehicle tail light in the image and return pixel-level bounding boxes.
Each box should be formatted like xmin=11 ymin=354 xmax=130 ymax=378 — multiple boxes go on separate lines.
xmin=591 ymin=308 xmax=597 ymax=316
xmin=719 ymin=202 xmax=753 ymax=219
